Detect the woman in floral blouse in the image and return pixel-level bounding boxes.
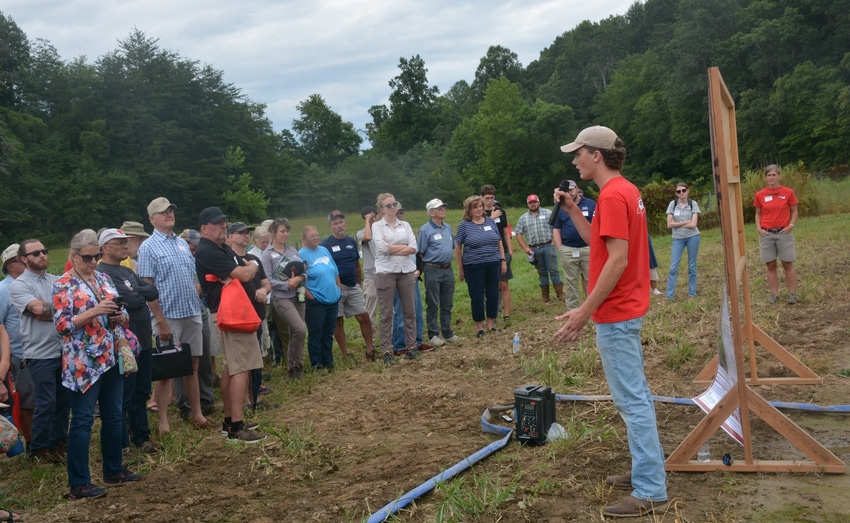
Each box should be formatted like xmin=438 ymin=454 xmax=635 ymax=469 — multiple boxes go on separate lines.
xmin=52 ymin=229 xmax=141 ymax=501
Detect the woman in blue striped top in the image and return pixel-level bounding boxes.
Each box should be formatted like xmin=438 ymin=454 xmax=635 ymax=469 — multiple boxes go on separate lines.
xmin=455 ymin=196 xmax=507 ymax=337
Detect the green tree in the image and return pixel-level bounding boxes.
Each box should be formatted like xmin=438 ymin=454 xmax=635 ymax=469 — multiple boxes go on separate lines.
xmin=291 ymin=94 xmax=361 ymax=168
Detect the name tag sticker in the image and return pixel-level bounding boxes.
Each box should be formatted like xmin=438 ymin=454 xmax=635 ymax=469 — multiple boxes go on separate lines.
xmin=434 ymin=234 xmax=442 ymax=240
xmin=764 ymin=195 xmax=773 ymax=202
xmin=494 ymin=218 xmax=501 ymax=223
xmin=331 ymin=245 xmax=341 ymax=252
xmin=483 ymin=225 xmax=493 ymax=231
xmin=582 ymin=211 xmax=589 ymax=217
xmin=572 ymin=248 xmax=581 ymax=258
xmin=538 ymin=215 xmax=547 ymax=220
xmin=674 ymin=209 xmax=682 ymax=216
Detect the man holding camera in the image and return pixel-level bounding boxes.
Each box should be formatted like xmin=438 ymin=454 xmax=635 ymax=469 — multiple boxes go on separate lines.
xmin=552 ymin=180 xmax=596 ymax=310
xmin=515 ymin=194 xmax=563 ymax=303
xmin=97 ymin=228 xmax=162 ymax=453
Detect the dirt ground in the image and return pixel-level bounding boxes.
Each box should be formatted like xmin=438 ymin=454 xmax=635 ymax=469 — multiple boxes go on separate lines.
xmin=16 ymin=283 xmax=848 ymax=523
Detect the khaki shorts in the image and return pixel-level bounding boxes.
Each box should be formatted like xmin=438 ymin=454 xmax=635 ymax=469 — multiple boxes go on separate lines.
xmin=337 ymin=284 xmax=367 ymax=318
xmin=211 ymin=313 xmax=263 ymax=375
xmin=759 ymin=231 xmax=796 ymax=263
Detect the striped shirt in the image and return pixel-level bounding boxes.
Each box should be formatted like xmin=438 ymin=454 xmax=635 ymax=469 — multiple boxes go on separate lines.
xmin=138 ymin=229 xmax=201 ymax=319
xmin=456 ymin=218 xmax=502 ymax=265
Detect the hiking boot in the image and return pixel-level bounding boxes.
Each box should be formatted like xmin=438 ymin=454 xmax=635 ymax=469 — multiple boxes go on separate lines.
xmin=429 ymin=336 xmax=446 ymax=347
xmin=603 ymin=495 xmax=669 ymax=517
xmin=227 ymin=429 xmax=266 ymax=444
xmin=68 ymin=483 xmax=108 ymax=501
xmin=405 ymin=348 xmax=421 ymax=360
xmin=382 ymin=352 xmax=396 ymax=366
xmin=103 ymin=469 xmax=143 ymax=485
xmin=787 ymin=293 xmax=797 ymax=304
xmin=605 ymin=472 xmax=632 ymax=490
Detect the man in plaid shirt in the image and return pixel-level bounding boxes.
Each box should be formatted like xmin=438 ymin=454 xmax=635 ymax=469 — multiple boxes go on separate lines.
xmin=514 ymin=194 xmax=563 ymax=303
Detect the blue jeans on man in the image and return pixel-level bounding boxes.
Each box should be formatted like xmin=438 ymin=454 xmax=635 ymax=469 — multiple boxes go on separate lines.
xmin=67 ymin=365 xmax=124 ymax=487
xmin=423 ymin=265 xmax=455 ymax=340
xmin=122 ymin=348 xmax=153 ymax=448
xmin=27 ymin=357 xmax=70 ymax=456
xmin=666 ymin=235 xmax=700 ymax=300
xmin=531 ymin=244 xmax=562 ymax=287
xmin=393 ymin=283 xmax=423 ymax=351
xmin=305 ymin=299 xmax=339 ymax=369
xmin=596 ymin=318 xmax=668 ymax=503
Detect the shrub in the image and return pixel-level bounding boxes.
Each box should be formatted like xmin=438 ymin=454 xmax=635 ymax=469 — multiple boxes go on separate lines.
xmin=642 ymin=181 xmax=719 ymax=236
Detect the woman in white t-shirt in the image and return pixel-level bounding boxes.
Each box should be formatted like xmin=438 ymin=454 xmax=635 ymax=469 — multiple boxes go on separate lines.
xmin=665 ymin=183 xmax=700 ymax=301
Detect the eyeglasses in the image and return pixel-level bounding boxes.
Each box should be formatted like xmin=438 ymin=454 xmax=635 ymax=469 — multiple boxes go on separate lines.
xmin=384 ymin=202 xmax=399 ymax=209
xmin=107 ymin=239 xmax=129 ymax=246
xmin=24 ymin=249 xmax=49 ymax=257
xmin=77 ymin=253 xmax=103 ymax=263
xmin=155 ymin=208 xmax=175 ymax=215
xmin=676 ymin=188 xmax=688 ymax=194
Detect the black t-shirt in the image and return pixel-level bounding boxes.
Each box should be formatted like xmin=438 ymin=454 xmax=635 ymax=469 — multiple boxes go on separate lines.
xmin=235 ymin=251 xmax=267 ymax=319
xmin=195 ymin=238 xmax=244 ymax=313
xmin=96 ymin=261 xmax=158 ymax=350
xmin=485 ymin=205 xmax=510 ymax=252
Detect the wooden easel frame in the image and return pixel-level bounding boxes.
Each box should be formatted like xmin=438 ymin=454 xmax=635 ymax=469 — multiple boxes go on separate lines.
xmin=665 ymin=67 xmax=844 ymax=473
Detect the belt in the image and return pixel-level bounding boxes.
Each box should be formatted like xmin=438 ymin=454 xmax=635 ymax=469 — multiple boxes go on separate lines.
xmin=424 ymin=262 xmax=451 ymax=269
xmin=765 ymin=227 xmax=785 ymax=233
xmin=530 ymin=243 xmax=550 ymax=249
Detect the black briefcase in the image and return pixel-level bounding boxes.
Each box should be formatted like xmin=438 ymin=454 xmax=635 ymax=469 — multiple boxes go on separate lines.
xmin=151 ymin=338 xmax=193 ymax=382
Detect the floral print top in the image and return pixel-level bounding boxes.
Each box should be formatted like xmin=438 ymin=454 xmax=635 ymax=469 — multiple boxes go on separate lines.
xmin=53 ymin=271 xmax=128 ymax=393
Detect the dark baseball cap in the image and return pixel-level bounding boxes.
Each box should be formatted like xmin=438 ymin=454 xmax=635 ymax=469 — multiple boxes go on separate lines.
xmin=227 ymin=222 xmax=254 ymax=235
xmin=328 ymin=211 xmax=345 ymax=222
xmin=198 ymin=207 xmax=227 ymax=226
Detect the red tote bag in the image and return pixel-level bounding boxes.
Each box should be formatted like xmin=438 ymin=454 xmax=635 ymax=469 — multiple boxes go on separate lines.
xmin=216 ymin=278 xmax=262 ymax=333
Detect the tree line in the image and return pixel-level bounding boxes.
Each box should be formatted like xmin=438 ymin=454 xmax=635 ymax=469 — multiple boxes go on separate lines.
xmin=1 ymin=0 xmax=848 ymax=247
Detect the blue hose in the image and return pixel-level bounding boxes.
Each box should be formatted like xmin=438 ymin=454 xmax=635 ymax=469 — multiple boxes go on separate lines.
xmin=367 ymin=412 xmax=513 ymax=523
xmin=367 ymin=392 xmax=850 ymax=521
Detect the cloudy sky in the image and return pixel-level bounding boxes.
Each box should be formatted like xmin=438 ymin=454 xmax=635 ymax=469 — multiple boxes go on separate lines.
xmin=6 ymin=0 xmax=634 ymax=136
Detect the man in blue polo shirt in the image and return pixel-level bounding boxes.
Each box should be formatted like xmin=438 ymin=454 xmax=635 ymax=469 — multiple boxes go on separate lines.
xmin=552 ymin=181 xmax=596 ymax=310
xmin=417 ymin=199 xmax=459 ymax=347
xmin=321 ymin=211 xmax=375 ymax=360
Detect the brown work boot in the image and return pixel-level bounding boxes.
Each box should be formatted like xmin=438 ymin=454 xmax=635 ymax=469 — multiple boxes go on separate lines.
xmin=540 ymin=285 xmax=550 ymax=303
xmin=553 ymin=283 xmax=565 ymax=302
xmin=603 ymin=495 xmax=669 ymax=518
xmin=605 ymin=472 xmax=632 ymax=489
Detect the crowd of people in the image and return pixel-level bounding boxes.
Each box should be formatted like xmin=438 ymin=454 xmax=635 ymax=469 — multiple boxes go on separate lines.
xmin=0 ymin=140 xmax=799 ymax=518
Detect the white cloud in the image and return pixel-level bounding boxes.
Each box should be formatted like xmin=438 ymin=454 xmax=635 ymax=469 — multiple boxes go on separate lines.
xmin=5 ymin=0 xmax=634 ymax=133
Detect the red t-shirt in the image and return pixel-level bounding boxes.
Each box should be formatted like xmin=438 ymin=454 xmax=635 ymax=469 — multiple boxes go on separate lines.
xmin=753 ymin=185 xmax=797 ymax=229
xmin=589 ymin=176 xmax=650 ymax=323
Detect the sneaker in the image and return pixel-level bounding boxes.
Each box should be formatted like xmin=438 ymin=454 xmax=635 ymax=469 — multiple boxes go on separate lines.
xmin=382 ymin=352 xmax=396 ymax=366
xmin=103 ymin=469 xmax=143 ymax=485
xmin=603 ymin=495 xmax=668 ymax=517
xmin=652 ymin=288 xmax=663 ymax=296
xmin=365 ymin=350 xmax=377 ymax=362
xmin=68 ymin=483 xmax=108 ymax=501
xmin=258 ymin=385 xmax=272 ymax=394
xmin=476 ymin=330 xmax=486 ymax=338
xmin=227 ymin=429 xmax=266 ymax=444
xmin=787 ymin=293 xmax=797 ymax=304
xmin=444 ymin=335 xmax=460 ymax=344
xmin=416 ymin=343 xmax=434 ymax=352
xmin=122 ymin=446 xmax=130 ymax=456
xmin=768 ymin=294 xmax=778 ymax=304
xmin=488 ymin=327 xmax=499 ymax=333
xmin=502 ymin=316 xmax=511 ymax=327
xmin=405 ymin=348 xmax=421 ymax=360
xmin=429 ymin=336 xmax=447 ymax=347
xmin=221 ymin=421 xmax=260 ymax=435
xmin=134 ymin=439 xmax=162 ymax=453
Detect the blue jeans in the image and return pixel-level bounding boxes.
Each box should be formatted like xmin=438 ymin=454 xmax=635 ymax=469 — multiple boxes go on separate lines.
xmin=27 ymin=357 xmax=70 ymax=455
xmin=596 ymin=318 xmax=667 ymax=502
xmin=423 ymin=265 xmax=455 ymax=340
xmin=67 ymin=365 xmax=124 ymax=486
xmin=305 ymin=299 xmax=338 ymax=369
xmin=393 ymin=283 xmax=424 ymax=351
xmin=122 ymin=348 xmax=152 ymax=447
xmin=666 ymin=234 xmax=700 ymax=299
xmin=531 ymin=244 xmax=562 ymax=287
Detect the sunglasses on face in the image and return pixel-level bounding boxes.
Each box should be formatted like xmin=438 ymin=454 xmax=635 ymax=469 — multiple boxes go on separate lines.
xmin=676 ymin=188 xmax=688 ymax=194
xmin=24 ymin=248 xmax=49 ymax=258
xmin=77 ymin=253 xmax=103 ymax=263
xmin=384 ymin=202 xmax=399 ymax=209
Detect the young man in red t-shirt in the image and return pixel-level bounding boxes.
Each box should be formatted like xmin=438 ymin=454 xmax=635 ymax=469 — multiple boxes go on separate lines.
xmin=554 ymin=126 xmax=668 ymax=518
xmin=754 ymin=164 xmax=798 ymax=304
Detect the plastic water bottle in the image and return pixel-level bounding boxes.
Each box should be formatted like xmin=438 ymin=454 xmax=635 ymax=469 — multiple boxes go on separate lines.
xmin=697 ymin=441 xmax=710 ymax=462
xmin=512 ymin=333 xmax=521 ymax=354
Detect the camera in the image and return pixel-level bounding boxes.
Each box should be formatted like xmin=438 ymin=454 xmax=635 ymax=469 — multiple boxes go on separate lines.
xmin=112 ymin=296 xmax=125 ymax=309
